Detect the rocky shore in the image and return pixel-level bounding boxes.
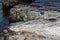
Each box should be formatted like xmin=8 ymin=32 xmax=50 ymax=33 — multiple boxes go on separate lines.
xmin=1 ymin=9 xmax=60 ymax=40
xmin=1 ymin=0 xmax=60 ymax=40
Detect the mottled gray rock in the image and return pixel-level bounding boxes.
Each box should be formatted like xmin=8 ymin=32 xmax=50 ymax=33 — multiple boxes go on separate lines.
xmin=10 ymin=4 xmax=41 ymax=22
xmin=8 ymin=14 xmax=60 ymax=40
xmin=1 ymin=10 xmax=60 ymax=40
xmin=10 ymin=4 xmax=60 ymax=22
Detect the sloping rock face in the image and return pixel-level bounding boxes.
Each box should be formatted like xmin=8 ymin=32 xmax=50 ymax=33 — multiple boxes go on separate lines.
xmin=10 ymin=4 xmax=40 ymax=22
xmin=8 ymin=10 xmax=60 ymax=40
xmin=10 ymin=4 xmax=60 ymax=22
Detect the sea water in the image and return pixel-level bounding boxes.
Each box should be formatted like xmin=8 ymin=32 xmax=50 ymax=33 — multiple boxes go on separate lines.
xmin=0 ymin=0 xmax=9 ymax=32
xmin=31 ymin=0 xmax=60 ymax=10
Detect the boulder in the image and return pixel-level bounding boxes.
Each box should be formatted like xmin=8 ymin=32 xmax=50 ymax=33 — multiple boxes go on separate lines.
xmin=10 ymin=4 xmax=41 ymax=22
xmin=10 ymin=4 xmax=60 ymax=22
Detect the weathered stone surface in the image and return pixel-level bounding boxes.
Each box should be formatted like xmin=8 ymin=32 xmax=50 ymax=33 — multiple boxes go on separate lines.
xmin=2 ymin=2 xmax=60 ymax=40
xmin=8 ymin=11 xmax=60 ymax=40
xmin=0 ymin=10 xmax=60 ymax=40
xmin=10 ymin=4 xmax=41 ymax=22
xmin=10 ymin=4 xmax=60 ymax=22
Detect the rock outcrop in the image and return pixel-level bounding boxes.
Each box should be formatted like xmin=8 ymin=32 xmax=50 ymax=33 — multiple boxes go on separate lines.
xmin=7 ymin=10 xmax=60 ymax=40
xmin=1 ymin=6 xmax=60 ymax=40
xmin=10 ymin=4 xmax=40 ymax=22
xmin=10 ymin=4 xmax=60 ymax=22
xmin=2 ymin=1 xmax=60 ymax=40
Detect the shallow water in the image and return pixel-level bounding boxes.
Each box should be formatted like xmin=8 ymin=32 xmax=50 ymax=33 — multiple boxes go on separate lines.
xmin=0 ymin=2 xmax=9 ymax=32
xmin=31 ymin=0 xmax=60 ymax=10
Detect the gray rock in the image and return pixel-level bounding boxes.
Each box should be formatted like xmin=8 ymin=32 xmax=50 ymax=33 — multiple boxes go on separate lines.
xmin=10 ymin=4 xmax=42 ymax=22
xmin=10 ymin=4 xmax=60 ymax=22
xmin=8 ymin=17 xmax=60 ymax=40
xmin=8 ymin=9 xmax=60 ymax=40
